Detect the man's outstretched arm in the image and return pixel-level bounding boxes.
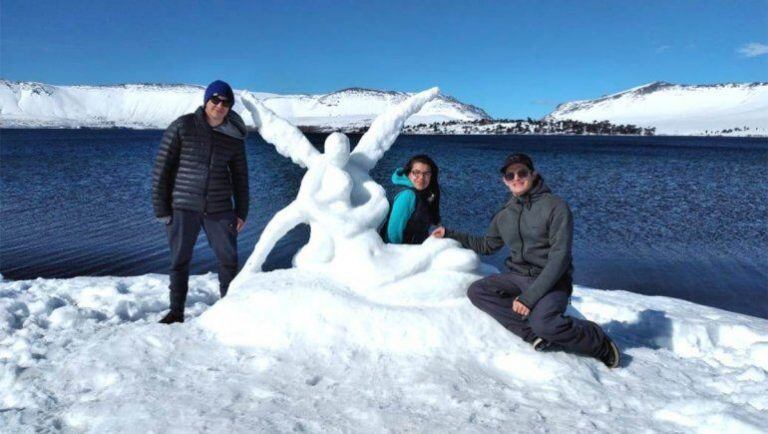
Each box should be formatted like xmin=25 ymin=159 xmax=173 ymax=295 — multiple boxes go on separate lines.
xmin=438 ymin=214 xmax=505 ymax=255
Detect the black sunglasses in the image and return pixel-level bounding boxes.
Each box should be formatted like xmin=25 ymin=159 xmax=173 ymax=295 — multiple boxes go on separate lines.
xmin=209 ymin=95 xmax=233 ymax=108
xmin=504 ymin=168 xmax=530 ymax=181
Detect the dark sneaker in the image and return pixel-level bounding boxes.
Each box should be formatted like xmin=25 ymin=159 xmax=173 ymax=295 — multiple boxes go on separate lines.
xmin=599 ymin=337 xmax=620 ymax=368
xmin=159 ymin=311 xmax=184 ymax=324
xmin=532 ymin=337 xmax=552 ymax=352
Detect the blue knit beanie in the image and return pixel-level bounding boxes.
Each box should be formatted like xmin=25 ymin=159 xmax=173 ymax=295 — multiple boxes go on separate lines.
xmin=204 ymin=80 xmax=235 ymax=105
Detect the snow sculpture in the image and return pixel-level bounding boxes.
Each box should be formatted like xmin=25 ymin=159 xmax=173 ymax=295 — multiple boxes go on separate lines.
xmin=238 ymin=89 xmax=479 ymax=292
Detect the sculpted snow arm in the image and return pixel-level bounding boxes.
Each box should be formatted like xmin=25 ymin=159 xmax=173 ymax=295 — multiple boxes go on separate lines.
xmin=242 ymin=202 xmax=305 ymax=272
xmin=349 ymin=87 xmax=440 ymax=170
xmin=240 ymin=91 xmax=320 ymax=168
xmin=348 ymin=181 xmax=389 ymax=230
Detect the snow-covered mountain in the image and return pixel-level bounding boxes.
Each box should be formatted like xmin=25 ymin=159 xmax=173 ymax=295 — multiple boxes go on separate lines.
xmin=0 ymin=80 xmax=489 ymax=130
xmin=547 ymin=81 xmax=768 ymax=136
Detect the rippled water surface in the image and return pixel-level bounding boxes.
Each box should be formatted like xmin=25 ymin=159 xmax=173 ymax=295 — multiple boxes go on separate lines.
xmin=1 ymin=130 xmax=766 ymax=317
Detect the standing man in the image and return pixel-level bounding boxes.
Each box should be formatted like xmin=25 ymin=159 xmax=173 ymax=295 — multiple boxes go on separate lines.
xmin=432 ymin=154 xmax=620 ymax=368
xmin=152 ymin=80 xmax=249 ymax=324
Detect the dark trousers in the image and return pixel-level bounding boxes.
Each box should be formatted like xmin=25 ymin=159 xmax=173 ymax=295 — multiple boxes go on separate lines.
xmin=467 ymin=272 xmax=607 ymax=358
xmin=166 ymin=209 xmax=238 ymax=314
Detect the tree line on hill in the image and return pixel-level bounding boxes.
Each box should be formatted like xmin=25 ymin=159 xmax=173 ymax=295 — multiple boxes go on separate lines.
xmin=297 ymin=118 xmax=655 ymax=135
xmin=400 ymin=118 xmax=655 ymax=135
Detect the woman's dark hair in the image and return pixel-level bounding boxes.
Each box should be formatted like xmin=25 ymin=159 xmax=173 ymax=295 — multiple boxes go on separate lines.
xmin=403 ymin=154 xmax=441 ymax=225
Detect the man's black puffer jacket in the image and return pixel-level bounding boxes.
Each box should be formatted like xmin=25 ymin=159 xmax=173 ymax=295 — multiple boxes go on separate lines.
xmin=152 ymin=107 xmax=249 ymax=220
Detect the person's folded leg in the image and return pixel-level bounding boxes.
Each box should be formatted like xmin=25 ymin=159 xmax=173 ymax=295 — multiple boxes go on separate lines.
xmin=467 ymin=272 xmax=536 ymax=342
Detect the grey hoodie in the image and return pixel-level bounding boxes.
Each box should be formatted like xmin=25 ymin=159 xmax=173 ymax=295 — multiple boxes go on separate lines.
xmin=214 ymin=110 xmax=248 ymax=140
xmin=446 ymin=177 xmax=573 ymax=308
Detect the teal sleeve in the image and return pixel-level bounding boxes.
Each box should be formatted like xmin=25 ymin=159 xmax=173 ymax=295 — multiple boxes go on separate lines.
xmin=387 ymin=190 xmax=417 ymax=244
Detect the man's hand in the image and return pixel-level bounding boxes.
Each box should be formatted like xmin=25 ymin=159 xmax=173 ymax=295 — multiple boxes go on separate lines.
xmin=236 ymin=218 xmax=246 ymax=233
xmin=431 ymin=226 xmax=446 ymax=238
xmin=512 ymin=297 xmax=530 ymax=317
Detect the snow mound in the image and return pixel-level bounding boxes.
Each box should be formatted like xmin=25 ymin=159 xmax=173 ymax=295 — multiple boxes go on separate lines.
xmin=3 ymin=273 xmax=767 ymax=432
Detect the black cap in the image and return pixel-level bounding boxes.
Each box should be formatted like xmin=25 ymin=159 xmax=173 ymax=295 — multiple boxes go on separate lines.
xmin=500 ymin=153 xmax=534 ymax=174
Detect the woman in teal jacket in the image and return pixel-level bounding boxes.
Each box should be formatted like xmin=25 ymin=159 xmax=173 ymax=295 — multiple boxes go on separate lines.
xmin=385 ymin=154 xmax=441 ymax=244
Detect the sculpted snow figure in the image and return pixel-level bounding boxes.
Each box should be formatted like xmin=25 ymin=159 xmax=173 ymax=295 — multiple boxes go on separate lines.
xmin=237 ymin=88 xmax=479 ymax=292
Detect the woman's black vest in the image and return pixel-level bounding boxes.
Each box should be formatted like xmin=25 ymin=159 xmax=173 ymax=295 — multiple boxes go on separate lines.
xmin=382 ymin=187 xmax=436 ymax=244
xmin=404 ymin=189 xmax=435 ymax=244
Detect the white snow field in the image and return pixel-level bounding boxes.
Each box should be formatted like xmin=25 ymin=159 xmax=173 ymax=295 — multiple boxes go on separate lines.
xmin=1 ymin=272 xmax=767 ymax=433
xmin=2 ymin=87 xmax=767 ymax=433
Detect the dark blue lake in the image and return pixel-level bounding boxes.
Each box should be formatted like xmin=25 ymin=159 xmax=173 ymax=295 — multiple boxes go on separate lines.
xmin=1 ymin=129 xmax=767 ymax=318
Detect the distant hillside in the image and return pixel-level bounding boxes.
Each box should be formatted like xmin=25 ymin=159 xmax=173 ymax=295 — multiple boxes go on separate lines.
xmin=546 ymin=81 xmax=768 ymax=136
xmin=0 ymin=80 xmax=490 ymax=131
xmin=4 ymin=79 xmax=765 ymax=136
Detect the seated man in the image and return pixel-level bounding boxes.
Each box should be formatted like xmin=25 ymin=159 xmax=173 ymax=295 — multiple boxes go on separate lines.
xmin=432 ymin=153 xmax=619 ymax=368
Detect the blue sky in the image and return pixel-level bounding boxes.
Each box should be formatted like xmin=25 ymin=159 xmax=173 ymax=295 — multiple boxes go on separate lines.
xmin=1 ymin=0 xmax=766 ymax=118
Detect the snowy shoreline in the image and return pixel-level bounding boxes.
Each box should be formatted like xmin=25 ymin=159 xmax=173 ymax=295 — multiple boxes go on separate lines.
xmin=2 ymin=271 xmax=767 ymax=432
xmin=3 ymin=127 xmax=766 ymax=138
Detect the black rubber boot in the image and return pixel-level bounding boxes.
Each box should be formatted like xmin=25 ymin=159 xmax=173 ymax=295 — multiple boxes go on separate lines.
xmin=599 ymin=336 xmax=620 ymax=368
xmin=159 ymin=310 xmax=184 ymax=324
xmin=532 ymin=337 xmax=552 ymax=352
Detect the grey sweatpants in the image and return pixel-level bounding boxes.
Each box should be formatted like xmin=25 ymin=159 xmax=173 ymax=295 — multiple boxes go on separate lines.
xmin=467 ymin=272 xmax=607 ymax=358
xmin=166 ymin=209 xmax=238 ymax=314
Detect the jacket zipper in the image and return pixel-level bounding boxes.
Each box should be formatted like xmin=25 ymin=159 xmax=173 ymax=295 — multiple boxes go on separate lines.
xmin=517 ymin=203 xmax=530 ymax=275
xmin=202 ymin=132 xmax=214 ymax=214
